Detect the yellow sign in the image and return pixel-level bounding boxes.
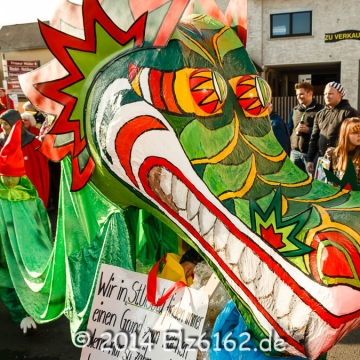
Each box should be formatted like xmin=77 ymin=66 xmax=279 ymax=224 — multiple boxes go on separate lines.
xmin=325 ymin=30 xmax=360 ymax=42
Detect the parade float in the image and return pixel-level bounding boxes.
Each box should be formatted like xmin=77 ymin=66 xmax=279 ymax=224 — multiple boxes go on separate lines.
xmin=2 ymin=0 xmax=360 ymax=359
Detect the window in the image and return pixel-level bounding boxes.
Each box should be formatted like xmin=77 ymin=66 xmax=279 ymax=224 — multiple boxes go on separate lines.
xmin=271 ymin=11 xmax=312 ymax=38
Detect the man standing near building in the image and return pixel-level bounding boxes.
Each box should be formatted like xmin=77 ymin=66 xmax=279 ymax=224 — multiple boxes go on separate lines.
xmin=288 ymin=82 xmax=323 ymax=174
xmin=307 ymin=82 xmax=359 ymax=174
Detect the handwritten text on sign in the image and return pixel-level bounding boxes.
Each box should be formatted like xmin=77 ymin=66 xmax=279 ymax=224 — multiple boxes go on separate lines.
xmin=80 ymin=264 xmax=208 ymax=360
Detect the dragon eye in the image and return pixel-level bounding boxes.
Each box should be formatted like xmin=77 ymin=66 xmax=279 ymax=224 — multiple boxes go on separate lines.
xmin=128 ymin=64 xmax=228 ymax=117
xmin=189 ymin=68 xmax=228 ymax=114
xmin=230 ymin=75 xmax=272 ymax=117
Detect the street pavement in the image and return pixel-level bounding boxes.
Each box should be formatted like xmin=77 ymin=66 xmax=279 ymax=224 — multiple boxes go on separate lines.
xmin=1 ymin=298 xmax=360 ymax=360
xmin=0 ymin=301 xmax=81 ymax=359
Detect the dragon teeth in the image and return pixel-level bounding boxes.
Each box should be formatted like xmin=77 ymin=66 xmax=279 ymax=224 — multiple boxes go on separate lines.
xmin=246 ymin=280 xmax=257 ymax=295
xmin=198 ymin=203 xmax=216 ymax=236
xmin=186 ymin=191 xmax=200 ymax=220
xmin=255 ymin=261 xmax=276 ymax=298
xmin=225 ymin=233 xmax=245 ymax=264
xmin=178 ymin=209 xmax=187 ymax=220
xmin=231 ymin=264 xmax=241 ymax=279
xmin=190 ymin=215 xmax=201 ymax=233
xmin=203 ymin=226 xmax=214 ymax=247
xmin=258 ymin=295 xmax=275 ymax=315
xmin=158 ymin=172 xmax=329 ymax=354
xmin=171 ymin=176 xmax=188 ymax=210
xmin=159 ymin=167 xmax=172 ymax=195
xmin=274 ymin=278 xmax=294 ymax=318
xmin=239 ymin=247 xmax=261 ymax=284
xmin=288 ymin=296 xmax=311 ymax=332
xmin=213 ymin=219 xmax=230 ymax=251
xmin=217 ymin=250 xmax=227 ymax=262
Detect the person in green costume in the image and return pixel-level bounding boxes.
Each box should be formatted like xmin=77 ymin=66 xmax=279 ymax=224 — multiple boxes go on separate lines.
xmin=0 ymin=120 xmax=52 ymax=334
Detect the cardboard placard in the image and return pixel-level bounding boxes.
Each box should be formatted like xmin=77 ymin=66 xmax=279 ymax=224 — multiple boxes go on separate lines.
xmin=80 ymin=264 xmax=208 ymax=360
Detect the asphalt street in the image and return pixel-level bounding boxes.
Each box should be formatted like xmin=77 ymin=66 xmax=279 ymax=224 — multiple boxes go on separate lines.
xmin=0 ymin=300 xmax=81 ymax=359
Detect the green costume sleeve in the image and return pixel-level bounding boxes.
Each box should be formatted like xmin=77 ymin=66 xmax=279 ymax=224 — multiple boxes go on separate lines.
xmin=0 ymin=177 xmax=49 ymax=324
xmin=1 ymin=157 xmax=181 ymax=336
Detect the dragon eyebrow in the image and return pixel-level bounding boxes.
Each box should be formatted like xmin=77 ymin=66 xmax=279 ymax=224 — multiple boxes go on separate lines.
xmin=177 ymin=28 xmax=216 ymax=65
xmin=212 ymin=27 xmax=227 ymax=69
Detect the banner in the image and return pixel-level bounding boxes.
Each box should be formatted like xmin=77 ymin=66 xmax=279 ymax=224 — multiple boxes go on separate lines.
xmin=325 ymin=30 xmax=360 ymax=42
xmin=80 ymin=264 xmax=209 ymax=360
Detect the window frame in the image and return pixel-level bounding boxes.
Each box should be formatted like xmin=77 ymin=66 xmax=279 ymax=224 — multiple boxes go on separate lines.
xmin=270 ymin=11 xmax=312 ymax=38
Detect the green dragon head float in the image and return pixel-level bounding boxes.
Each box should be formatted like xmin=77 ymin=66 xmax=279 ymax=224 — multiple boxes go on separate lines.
xmin=19 ymin=0 xmax=360 ymax=358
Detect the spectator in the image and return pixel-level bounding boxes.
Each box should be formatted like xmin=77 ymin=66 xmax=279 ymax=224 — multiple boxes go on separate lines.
xmin=21 ymin=112 xmax=40 ymax=136
xmin=307 ymin=82 xmax=359 ymax=174
xmin=22 ymin=101 xmax=46 ymax=127
xmin=38 ymin=114 xmax=60 ymax=212
xmin=0 ymin=110 xmax=50 ymax=207
xmin=330 ymin=117 xmax=360 ymax=185
xmin=288 ymin=82 xmax=323 ymax=175
xmin=0 ymin=120 xmax=40 ymax=335
xmin=180 ymin=246 xmax=204 ymax=278
xmin=268 ymin=103 xmax=290 ymax=156
xmin=0 ymin=88 xmax=14 ymax=115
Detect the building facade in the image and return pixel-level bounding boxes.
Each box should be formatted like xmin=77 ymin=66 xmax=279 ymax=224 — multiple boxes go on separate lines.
xmin=0 ymin=22 xmax=53 ymax=107
xmin=246 ymin=0 xmax=360 ymax=110
xmin=1 ymin=1 xmax=360 ymax=113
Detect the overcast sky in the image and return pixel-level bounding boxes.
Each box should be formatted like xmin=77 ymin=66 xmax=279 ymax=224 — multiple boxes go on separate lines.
xmin=0 ymin=0 xmax=66 ymax=28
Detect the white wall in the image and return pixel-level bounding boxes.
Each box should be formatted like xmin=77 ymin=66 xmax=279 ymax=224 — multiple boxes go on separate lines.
xmin=246 ymin=0 xmax=360 ymax=108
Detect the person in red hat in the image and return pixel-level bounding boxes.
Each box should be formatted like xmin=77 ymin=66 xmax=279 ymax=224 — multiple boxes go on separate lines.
xmin=0 ymin=110 xmax=50 ymax=207
xmin=0 ymin=120 xmax=26 ymax=186
xmin=0 ymin=120 xmax=45 ymax=335
xmin=0 ymin=88 xmax=14 ymax=115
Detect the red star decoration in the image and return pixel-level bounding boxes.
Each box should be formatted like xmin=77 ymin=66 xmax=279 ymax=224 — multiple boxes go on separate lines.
xmin=260 ymin=224 xmax=285 ymax=249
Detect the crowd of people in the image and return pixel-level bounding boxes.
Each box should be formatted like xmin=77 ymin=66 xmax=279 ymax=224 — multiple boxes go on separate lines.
xmin=0 ymin=89 xmax=60 ymax=210
xmin=270 ymin=81 xmax=360 ymax=186
xmin=0 ymin=92 xmax=61 ymax=335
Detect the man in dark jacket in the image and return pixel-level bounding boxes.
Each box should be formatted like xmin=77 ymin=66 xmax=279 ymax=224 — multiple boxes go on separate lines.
xmin=288 ymin=82 xmax=324 ymax=174
xmin=307 ymin=82 xmax=359 ymax=174
xmin=269 ymin=103 xmax=290 ymax=156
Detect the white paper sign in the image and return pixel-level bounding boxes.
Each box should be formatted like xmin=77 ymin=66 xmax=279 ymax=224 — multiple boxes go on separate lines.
xmin=80 ymin=264 xmax=209 ymax=360
xmin=9 ymin=93 xmax=18 ymax=107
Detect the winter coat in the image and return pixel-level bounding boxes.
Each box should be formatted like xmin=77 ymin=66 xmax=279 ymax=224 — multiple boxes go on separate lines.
xmin=0 ymin=128 xmax=50 ymax=207
xmin=288 ymin=99 xmax=324 ymax=154
xmin=270 ymin=110 xmax=290 ymax=156
xmin=307 ymin=99 xmax=359 ymax=161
